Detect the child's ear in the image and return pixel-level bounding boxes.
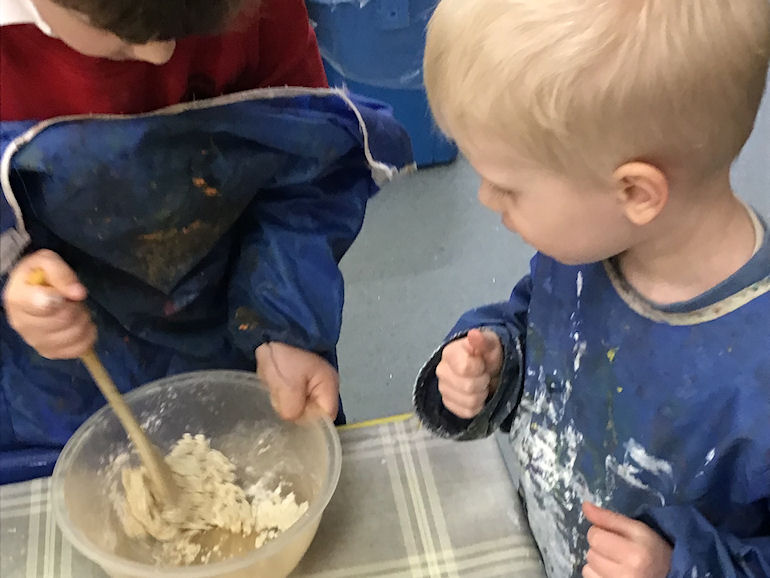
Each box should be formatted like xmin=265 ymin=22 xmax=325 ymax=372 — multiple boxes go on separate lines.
xmin=613 ymin=162 xmax=669 ymax=226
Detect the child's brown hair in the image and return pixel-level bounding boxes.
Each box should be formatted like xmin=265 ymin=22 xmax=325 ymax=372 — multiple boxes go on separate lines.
xmin=51 ymin=0 xmax=259 ymax=44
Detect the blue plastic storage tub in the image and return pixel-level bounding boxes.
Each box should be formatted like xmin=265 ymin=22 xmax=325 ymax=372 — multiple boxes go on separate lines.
xmin=307 ymin=0 xmax=458 ymax=167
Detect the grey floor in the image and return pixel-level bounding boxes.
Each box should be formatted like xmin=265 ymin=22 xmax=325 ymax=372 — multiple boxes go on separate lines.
xmin=337 ymin=87 xmax=770 ymax=424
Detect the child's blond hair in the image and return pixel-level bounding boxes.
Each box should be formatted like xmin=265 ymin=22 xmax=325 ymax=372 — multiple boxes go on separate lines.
xmin=424 ymin=0 xmax=770 ymax=186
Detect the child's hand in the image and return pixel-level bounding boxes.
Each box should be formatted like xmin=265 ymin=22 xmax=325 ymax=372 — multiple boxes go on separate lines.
xmin=2 ymin=250 xmax=96 ymax=359
xmin=583 ymin=502 xmax=672 ymax=578
xmin=256 ymin=342 xmax=339 ymax=421
xmin=435 ymin=328 xmax=503 ymax=419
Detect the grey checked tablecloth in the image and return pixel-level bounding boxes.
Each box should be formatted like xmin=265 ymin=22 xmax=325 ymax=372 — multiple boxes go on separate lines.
xmin=0 ymin=416 xmax=545 ymax=578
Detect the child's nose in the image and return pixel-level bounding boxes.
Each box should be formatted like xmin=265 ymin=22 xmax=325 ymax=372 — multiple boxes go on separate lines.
xmin=130 ymin=40 xmax=176 ymax=65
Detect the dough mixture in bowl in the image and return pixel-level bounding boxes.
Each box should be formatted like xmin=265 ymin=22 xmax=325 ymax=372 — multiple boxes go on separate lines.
xmin=116 ymin=434 xmax=308 ymax=565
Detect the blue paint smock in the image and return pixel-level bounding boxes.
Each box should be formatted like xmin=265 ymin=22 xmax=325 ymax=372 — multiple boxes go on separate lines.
xmin=415 ymin=210 xmax=770 ymax=577
xmin=0 ymin=88 xmax=413 ymax=483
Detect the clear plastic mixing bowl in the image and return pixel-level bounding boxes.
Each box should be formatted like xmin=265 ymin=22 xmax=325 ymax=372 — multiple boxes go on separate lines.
xmin=52 ymin=370 xmax=341 ymax=578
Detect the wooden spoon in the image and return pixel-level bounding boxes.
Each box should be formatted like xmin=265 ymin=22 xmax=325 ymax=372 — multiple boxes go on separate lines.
xmin=27 ymin=269 xmax=179 ymax=505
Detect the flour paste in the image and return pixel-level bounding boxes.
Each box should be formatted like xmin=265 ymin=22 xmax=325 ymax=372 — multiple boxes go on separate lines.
xmin=117 ymin=433 xmax=308 ymax=565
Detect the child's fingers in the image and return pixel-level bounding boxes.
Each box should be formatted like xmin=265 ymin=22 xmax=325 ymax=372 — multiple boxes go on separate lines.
xmin=583 ymin=502 xmax=638 ymax=538
xmin=467 ymin=329 xmax=503 ymax=372
xmin=16 ymin=303 xmax=91 ymax=332
xmin=437 ymin=374 xmax=489 ymax=398
xmin=466 ymin=328 xmax=497 ymax=354
xmin=270 ymin=376 xmax=307 ymax=421
xmin=437 ymin=376 xmax=488 ymax=418
xmin=256 ymin=343 xmax=308 ymax=421
xmin=586 ymin=525 xmax=627 ymax=563
xmin=301 ymin=397 xmax=337 ymax=423
xmin=306 ymin=364 xmax=340 ymax=420
xmin=580 ymin=564 xmax=603 ymax=578
xmin=14 ymin=287 xmax=66 ymax=316
xmin=442 ymin=343 xmax=486 ymax=377
xmin=584 ymin=547 xmax=623 ymax=577
xmin=20 ymin=308 xmax=97 ymax=359
xmin=5 ymin=293 xmax=95 ymax=358
xmin=436 ymin=362 xmax=489 ymax=394
xmin=440 ymin=393 xmax=485 ymax=419
xmin=38 ymin=323 xmax=97 ymax=359
xmin=465 ymin=329 xmax=485 ymax=354
xmin=436 ymin=351 xmax=491 ymax=417
xmin=22 ymin=250 xmax=87 ymax=301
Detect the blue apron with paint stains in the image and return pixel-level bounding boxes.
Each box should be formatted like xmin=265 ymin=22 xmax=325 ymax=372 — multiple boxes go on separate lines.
xmin=0 ymin=88 xmax=413 ymax=483
xmin=415 ymin=248 xmax=770 ymax=577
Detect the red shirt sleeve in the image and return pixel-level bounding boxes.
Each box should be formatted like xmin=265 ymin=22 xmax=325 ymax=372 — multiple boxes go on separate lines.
xmin=245 ymin=0 xmax=328 ymax=89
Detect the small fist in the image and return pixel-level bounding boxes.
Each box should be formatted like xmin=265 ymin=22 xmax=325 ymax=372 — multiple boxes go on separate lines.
xmin=583 ymin=502 xmax=672 ymax=578
xmin=3 ymin=250 xmax=96 ymax=359
xmin=256 ymin=342 xmax=339 ymax=422
xmin=435 ymin=328 xmax=503 ymax=419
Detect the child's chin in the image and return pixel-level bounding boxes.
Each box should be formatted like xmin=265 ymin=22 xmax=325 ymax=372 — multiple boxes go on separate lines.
xmin=542 ymin=251 xmax=604 ymax=267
